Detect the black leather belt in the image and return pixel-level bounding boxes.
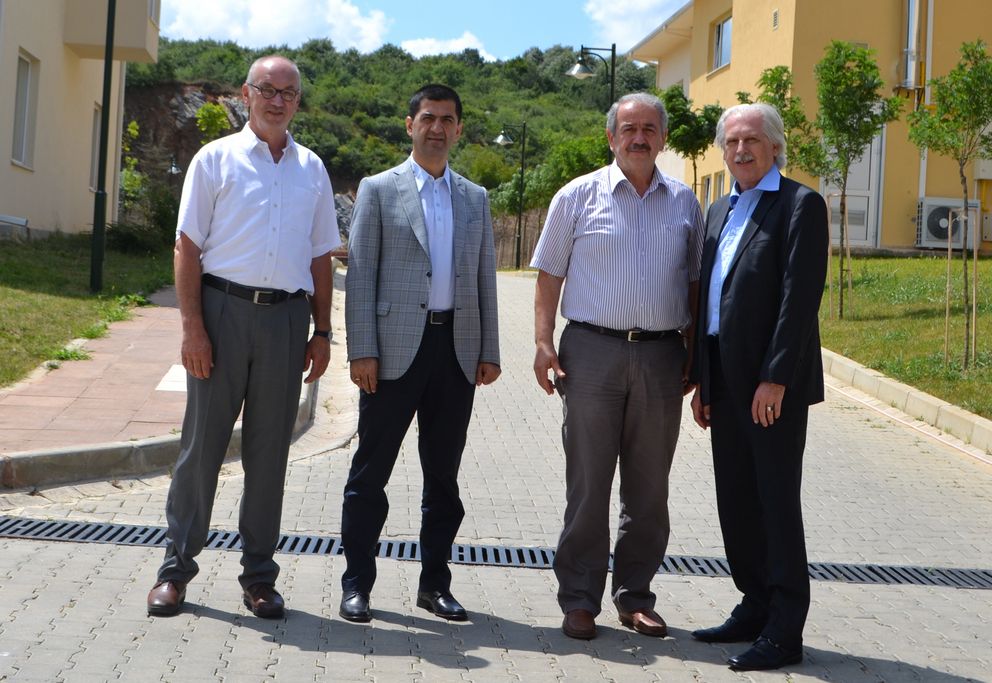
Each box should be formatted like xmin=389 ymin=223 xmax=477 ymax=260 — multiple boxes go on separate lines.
xmin=570 ymin=320 xmax=678 ymax=342
xmin=202 ymin=273 xmax=306 ymax=305
xmin=428 ymin=310 xmax=454 ymax=325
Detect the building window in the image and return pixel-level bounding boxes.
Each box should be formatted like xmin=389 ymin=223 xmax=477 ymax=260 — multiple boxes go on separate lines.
xmin=714 ymin=171 xmax=726 ymax=199
xmin=12 ymin=51 xmax=39 ymax=167
xmin=148 ymin=0 xmax=160 ymax=24
xmin=701 ymin=175 xmax=713 ymax=212
xmin=90 ymin=106 xmax=101 ymax=190
xmin=713 ymin=15 xmax=732 ymax=70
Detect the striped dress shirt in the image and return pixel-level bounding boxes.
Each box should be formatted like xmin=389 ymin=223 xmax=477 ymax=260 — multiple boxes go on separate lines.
xmin=531 ymin=163 xmax=704 ymax=331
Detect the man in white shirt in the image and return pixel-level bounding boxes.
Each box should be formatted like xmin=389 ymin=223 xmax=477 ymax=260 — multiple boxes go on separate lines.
xmin=147 ymin=55 xmax=340 ymax=619
xmin=340 ymin=84 xmax=500 ymax=623
xmin=532 ymin=92 xmax=703 ymax=640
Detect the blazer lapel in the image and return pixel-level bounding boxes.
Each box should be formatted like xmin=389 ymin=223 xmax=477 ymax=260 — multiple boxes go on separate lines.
xmin=450 ymin=172 xmax=468 ymax=266
xmin=393 ymin=160 xmax=431 ymax=258
xmin=726 ymin=190 xmax=779 ymax=278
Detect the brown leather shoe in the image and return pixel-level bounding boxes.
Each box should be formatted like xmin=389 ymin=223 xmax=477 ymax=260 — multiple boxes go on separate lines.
xmin=618 ymin=608 xmax=668 ymax=637
xmin=147 ymin=580 xmax=186 ymax=616
xmin=243 ymin=583 xmax=285 ymax=618
xmin=562 ymin=609 xmax=597 ymax=639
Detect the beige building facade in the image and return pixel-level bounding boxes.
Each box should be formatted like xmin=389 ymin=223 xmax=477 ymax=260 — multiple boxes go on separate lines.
xmin=0 ymin=0 xmax=159 ymax=237
xmin=632 ymin=0 xmax=992 ymax=252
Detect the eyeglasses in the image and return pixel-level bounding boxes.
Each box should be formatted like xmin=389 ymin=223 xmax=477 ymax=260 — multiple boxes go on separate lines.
xmin=247 ymin=82 xmax=300 ymax=102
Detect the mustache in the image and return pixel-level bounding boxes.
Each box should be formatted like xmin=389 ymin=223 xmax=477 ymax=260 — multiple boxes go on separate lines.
xmin=734 ymin=153 xmax=754 ymax=163
xmin=628 ymin=143 xmax=652 ymax=152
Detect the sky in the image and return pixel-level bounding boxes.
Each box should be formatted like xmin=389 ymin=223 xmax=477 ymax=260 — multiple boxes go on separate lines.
xmin=159 ymin=0 xmax=687 ymax=61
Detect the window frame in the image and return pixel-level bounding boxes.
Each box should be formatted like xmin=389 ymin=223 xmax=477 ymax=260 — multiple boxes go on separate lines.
xmin=11 ymin=50 xmax=39 ymax=168
xmin=712 ymin=15 xmax=732 ymax=72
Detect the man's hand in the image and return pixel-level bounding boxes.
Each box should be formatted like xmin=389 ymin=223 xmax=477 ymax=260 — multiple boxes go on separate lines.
xmin=476 ymin=362 xmax=501 ymax=386
xmin=350 ymin=357 xmax=379 ymax=394
xmin=303 ymin=335 xmax=330 ymax=384
xmin=691 ymin=387 xmax=710 ymax=429
xmin=181 ymin=324 xmax=213 ymax=380
xmin=751 ymin=381 xmax=786 ymax=427
xmin=534 ymin=341 xmax=565 ymax=396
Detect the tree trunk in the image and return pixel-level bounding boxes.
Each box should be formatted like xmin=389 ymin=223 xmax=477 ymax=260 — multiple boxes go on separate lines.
xmin=838 ymin=180 xmax=848 ymax=319
xmin=960 ymin=164 xmax=972 ymax=369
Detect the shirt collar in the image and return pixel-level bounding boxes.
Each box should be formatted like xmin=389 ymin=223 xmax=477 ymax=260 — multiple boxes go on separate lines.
xmin=238 ymin=124 xmax=296 ymax=157
xmin=410 ymin=155 xmax=452 ymax=192
xmin=608 ymin=161 xmax=664 ymax=196
xmin=730 ymin=165 xmax=781 ymax=201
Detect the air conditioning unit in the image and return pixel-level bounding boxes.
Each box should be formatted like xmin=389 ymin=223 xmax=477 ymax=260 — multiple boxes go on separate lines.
xmin=916 ymin=197 xmax=979 ymax=249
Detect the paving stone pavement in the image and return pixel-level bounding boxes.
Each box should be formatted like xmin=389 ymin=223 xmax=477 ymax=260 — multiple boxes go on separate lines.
xmin=1 ymin=272 xmax=991 ymax=682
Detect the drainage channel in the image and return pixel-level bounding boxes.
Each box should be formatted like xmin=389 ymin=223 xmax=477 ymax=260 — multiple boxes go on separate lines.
xmin=2 ymin=515 xmax=990 ymax=590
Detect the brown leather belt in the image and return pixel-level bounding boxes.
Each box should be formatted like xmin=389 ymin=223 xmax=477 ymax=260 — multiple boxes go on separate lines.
xmin=569 ymin=320 xmax=678 ymax=342
xmin=202 ymin=273 xmax=306 ymax=305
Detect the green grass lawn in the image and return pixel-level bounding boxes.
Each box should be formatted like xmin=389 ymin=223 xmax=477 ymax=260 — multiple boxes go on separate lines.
xmin=0 ymin=235 xmax=174 ymax=387
xmin=820 ymin=254 xmax=992 ymax=419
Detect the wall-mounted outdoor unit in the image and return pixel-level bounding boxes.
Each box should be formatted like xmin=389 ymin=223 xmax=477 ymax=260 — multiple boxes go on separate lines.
xmin=916 ymin=197 xmax=980 ymax=249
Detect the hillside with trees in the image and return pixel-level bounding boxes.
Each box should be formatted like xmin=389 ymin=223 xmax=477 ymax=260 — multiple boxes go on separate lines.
xmin=122 ymin=38 xmax=654 ymax=264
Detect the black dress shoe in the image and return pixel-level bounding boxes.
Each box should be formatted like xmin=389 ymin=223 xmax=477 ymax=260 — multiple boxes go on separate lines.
xmin=728 ymin=636 xmax=803 ymax=671
xmin=691 ymin=616 xmax=764 ymax=643
xmin=339 ymin=591 xmax=372 ymax=622
xmin=416 ymin=590 xmax=467 ymax=621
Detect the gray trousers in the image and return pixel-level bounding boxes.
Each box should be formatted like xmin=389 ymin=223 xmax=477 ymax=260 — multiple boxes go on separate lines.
xmin=158 ymin=285 xmax=311 ymax=589
xmin=553 ymin=324 xmax=685 ymax=616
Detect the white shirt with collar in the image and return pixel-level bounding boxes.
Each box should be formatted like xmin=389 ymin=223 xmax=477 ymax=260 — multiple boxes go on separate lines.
xmin=410 ymin=156 xmax=455 ymax=311
xmin=176 ymin=124 xmax=340 ymax=294
xmin=706 ymin=165 xmax=782 ymax=335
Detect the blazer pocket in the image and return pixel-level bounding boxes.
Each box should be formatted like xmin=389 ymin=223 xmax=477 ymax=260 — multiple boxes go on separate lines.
xmin=376 ymin=301 xmax=391 ymax=316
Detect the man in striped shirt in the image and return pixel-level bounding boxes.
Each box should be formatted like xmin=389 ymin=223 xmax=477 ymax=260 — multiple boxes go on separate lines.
xmin=531 ymin=92 xmax=704 ymax=640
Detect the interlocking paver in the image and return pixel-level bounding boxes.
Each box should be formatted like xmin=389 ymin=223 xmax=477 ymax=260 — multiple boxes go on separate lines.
xmin=0 ymin=272 xmax=991 ymax=681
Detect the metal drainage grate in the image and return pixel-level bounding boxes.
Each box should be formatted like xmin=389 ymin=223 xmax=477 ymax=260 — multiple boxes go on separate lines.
xmin=1 ymin=515 xmax=990 ymax=590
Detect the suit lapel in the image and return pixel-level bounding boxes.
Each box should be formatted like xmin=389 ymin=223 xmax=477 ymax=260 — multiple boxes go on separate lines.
xmin=726 ymin=190 xmax=779 ymax=279
xmin=393 ymin=160 xmax=431 ymax=258
xmin=450 ymin=172 xmax=467 ymax=266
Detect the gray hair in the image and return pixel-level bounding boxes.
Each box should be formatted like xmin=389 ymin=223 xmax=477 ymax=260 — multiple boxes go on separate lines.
xmin=714 ymin=103 xmax=788 ymax=169
xmin=606 ymin=92 xmax=668 ymax=136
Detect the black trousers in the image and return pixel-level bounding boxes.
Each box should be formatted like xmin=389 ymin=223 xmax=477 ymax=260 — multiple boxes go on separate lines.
xmin=707 ymin=336 xmax=810 ymax=649
xmin=340 ymin=319 xmax=475 ymax=595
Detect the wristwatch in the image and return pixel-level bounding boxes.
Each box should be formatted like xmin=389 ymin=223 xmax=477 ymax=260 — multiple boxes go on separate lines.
xmin=312 ymin=330 xmax=330 ymax=339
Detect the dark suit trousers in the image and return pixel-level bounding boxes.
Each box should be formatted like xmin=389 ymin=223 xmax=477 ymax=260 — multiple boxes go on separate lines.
xmin=553 ymin=325 xmax=685 ymax=616
xmin=158 ymin=286 xmax=310 ymax=589
xmin=341 ymin=319 xmax=475 ymax=595
xmin=707 ymin=337 xmax=810 ymax=649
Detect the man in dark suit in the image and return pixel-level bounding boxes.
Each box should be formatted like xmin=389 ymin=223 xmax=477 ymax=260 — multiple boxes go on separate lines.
xmin=689 ymin=103 xmax=828 ymax=671
xmin=340 ymin=84 xmax=501 ymax=623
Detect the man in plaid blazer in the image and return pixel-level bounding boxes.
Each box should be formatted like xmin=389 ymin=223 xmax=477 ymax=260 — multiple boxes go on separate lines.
xmin=340 ymin=84 xmax=501 ymax=624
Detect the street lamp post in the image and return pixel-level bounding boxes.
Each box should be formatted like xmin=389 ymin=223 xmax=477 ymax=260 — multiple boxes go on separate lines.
xmin=494 ymin=122 xmax=527 ymax=270
xmin=567 ymin=43 xmax=617 ymax=161
xmin=90 ymin=0 xmax=117 ymax=293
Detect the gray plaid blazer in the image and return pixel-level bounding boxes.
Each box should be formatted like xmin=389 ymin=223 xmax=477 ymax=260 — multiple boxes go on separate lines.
xmin=345 ymin=158 xmax=500 ymax=383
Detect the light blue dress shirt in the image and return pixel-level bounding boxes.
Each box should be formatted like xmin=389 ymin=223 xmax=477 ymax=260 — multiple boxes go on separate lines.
xmin=706 ymin=166 xmax=781 ymax=335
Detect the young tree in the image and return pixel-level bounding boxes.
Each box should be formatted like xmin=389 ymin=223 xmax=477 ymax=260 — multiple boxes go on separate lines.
xmin=814 ymin=41 xmax=902 ymax=319
xmin=908 ymin=40 xmax=992 ymax=369
xmin=195 ymin=102 xmax=231 ymax=145
xmin=659 ymin=84 xmax=722 ymax=193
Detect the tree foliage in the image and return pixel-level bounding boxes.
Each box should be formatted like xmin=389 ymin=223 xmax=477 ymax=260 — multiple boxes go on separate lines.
xmin=659 ymin=85 xmax=722 ymax=192
xmin=908 ymin=40 xmax=992 ymax=369
xmin=195 ymin=102 xmax=231 ymax=144
xmin=814 ymin=41 xmax=902 ymax=319
xmin=126 ymin=38 xmax=653 ymax=199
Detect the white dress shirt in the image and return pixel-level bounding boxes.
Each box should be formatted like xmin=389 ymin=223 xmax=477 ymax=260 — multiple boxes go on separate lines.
xmin=531 ymin=163 xmax=704 ymax=332
xmin=410 ymin=157 xmax=455 ymax=311
xmin=176 ymin=125 xmax=340 ymax=294
xmin=706 ymin=166 xmax=781 ymax=335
